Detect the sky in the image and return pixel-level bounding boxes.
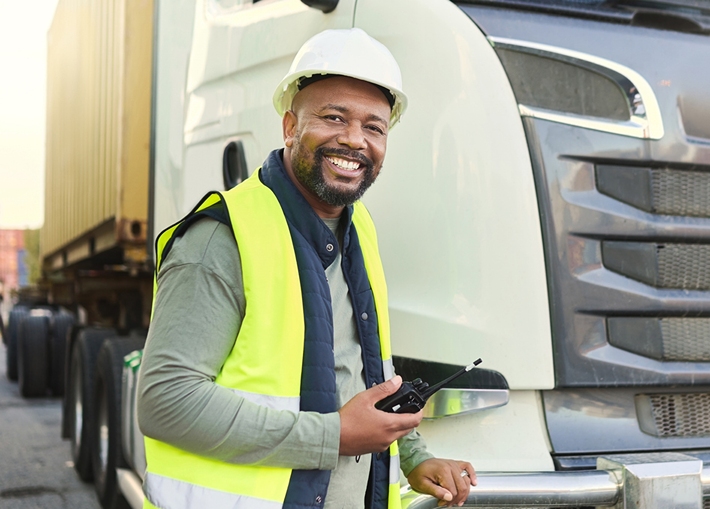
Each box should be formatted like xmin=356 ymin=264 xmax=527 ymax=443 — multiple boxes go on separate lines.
xmin=0 ymin=0 xmax=59 ymax=229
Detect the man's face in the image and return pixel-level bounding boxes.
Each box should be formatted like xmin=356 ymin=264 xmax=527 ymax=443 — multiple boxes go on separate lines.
xmin=282 ymin=76 xmax=391 ymax=216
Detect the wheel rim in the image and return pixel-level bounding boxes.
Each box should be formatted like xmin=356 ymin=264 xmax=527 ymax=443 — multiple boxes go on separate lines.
xmin=97 ymin=383 xmax=109 ymax=485
xmin=72 ymin=362 xmax=83 ymax=456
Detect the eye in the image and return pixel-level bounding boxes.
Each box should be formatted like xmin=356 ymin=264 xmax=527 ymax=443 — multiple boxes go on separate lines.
xmin=323 ymin=114 xmax=344 ymax=123
xmin=366 ymin=124 xmax=386 ymax=135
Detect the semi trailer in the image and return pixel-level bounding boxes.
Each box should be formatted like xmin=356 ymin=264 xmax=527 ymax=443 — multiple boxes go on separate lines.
xmin=9 ymin=0 xmax=709 ymax=507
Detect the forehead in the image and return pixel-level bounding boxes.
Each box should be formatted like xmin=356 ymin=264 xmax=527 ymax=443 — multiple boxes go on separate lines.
xmin=292 ymin=76 xmax=391 ymax=117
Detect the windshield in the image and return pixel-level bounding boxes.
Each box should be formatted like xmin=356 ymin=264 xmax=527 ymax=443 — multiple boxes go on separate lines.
xmin=455 ymin=0 xmax=710 ymax=33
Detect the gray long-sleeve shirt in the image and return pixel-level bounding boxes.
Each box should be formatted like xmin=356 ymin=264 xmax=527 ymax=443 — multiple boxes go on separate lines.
xmin=137 ymin=216 xmax=432 ymax=507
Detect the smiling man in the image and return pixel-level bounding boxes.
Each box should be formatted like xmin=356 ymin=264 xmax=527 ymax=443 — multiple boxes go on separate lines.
xmin=137 ymin=29 xmax=475 ymax=509
xmin=284 ymin=76 xmax=388 ymax=217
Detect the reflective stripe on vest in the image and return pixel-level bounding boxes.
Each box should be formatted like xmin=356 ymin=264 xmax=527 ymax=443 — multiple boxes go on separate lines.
xmin=144 ymin=171 xmax=401 ymax=509
xmin=143 ymin=473 xmax=282 ymax=509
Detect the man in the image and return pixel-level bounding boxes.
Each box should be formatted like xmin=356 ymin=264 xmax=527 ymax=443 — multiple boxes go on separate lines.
xmin=138 ymin=28 xmax=475 ymax=509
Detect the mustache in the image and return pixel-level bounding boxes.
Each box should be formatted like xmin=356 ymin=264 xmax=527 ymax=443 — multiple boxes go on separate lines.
xmin=315 ymin=147 xmax=373 ymax=170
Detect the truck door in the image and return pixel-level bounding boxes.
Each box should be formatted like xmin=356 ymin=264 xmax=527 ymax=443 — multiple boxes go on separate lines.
xmin=179 ymin=0 xmax=357 ymax=220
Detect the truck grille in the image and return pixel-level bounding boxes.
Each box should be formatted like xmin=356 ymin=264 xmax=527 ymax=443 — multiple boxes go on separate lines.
xmin=530 ymin=150 xmax=710 ymax=387
xmin=602 ymin=242 xmax=710 ymax=291
xmin=597 ymin=165 xmax=710 ymax=218
xmin=516 ymin=53 xmax=710 ymax=387
xmin=653 ymin=169 xmax=710 ymax=218
xmin=662 ymin=319 xmax=710 ymax=361
xmin=658 ymin=244 xmax=710 ymax=290
xmin=647 ymin=393 xmax=710 ymax=437
xmin=608 ymin=317 xmax=710 ymax=362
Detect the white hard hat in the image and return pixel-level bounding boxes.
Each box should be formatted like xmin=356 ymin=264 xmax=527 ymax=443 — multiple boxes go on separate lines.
xmin=273 ymin=28 xmax=407 ymax=127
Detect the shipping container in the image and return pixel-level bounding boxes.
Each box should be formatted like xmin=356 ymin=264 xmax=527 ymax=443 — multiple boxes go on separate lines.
xmin=42 ymin=0 xmax=153 ymax=273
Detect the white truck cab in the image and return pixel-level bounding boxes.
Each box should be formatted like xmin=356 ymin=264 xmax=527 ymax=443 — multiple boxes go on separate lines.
xmin=110 ymin=0 xmax=710 ymax=506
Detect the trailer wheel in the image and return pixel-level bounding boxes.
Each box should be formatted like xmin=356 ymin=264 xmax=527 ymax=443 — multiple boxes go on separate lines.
xmin=67 ymin=327 xmax=115 ymax=481
xmin=5 ymin=307 xmax=29 ymax=381
xmin=92 ymin=336 xmax=145 ymax=509
xmin=18 ymin=315 xmax=50 ymax=398
xmin=62 ymin=325 xmax=83 ymax=439
xmin=49 ymin=313 xmax=75 ymax=397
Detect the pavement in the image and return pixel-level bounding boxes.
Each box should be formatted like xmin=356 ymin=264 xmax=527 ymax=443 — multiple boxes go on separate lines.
xmin=0 ymin=342 xmax=100 ymax=509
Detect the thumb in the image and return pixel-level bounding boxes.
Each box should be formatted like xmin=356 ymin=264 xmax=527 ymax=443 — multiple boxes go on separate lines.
xmin=371 ymin=375 xmax=402 ymax=399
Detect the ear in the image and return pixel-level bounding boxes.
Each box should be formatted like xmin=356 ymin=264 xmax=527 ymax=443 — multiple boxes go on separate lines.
xmin=282 ymin=110 xmax=298 ymax=148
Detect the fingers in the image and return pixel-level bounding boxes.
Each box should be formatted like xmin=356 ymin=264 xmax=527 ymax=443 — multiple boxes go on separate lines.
xmin=438 ymin=469 xmax=460 ymax=507
xmin=392 ymin=408 xmax=423 ymax=431
xmin=447 ymin=461 xmax=475 ymax=506
xmin=408 ymin=459 xmax=474 ymax=507
xmin=460 ymin=461 xmax=477 ymax=486
xmin=450 ymin=463 xmax=471 ymax=506
xmin=371 ymin=375 xmax=402 ymax=399
xmin=417 ymin=477 xmax=452 ymax=507
xmin=338 ymin=377 xmax=422 ymax=456
xmin=433 ymin=461 xmax=471 ymax=507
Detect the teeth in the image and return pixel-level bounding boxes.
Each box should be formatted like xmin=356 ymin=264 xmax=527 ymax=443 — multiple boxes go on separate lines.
xmin=327 ymin=156 xmax=360 ymax=171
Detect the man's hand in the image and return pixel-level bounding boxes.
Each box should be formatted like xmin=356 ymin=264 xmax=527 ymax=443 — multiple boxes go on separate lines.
xmin=339 ymin=376 xmax=423 ymax=456
xmin=407 ymin=458 xmax=476 ymax=507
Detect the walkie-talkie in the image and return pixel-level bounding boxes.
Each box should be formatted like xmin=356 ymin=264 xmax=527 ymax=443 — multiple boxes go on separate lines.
xmin=375 ymin=359 xmax=483 ymax=413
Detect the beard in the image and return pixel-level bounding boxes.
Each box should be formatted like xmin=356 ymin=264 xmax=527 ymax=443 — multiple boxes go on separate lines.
xmin=292 ymin=145 xmax=378 ymax=207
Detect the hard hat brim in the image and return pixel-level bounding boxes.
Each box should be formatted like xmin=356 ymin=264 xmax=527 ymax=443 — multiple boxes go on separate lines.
xmin=273 ymin=69 xmax=408 ymax=127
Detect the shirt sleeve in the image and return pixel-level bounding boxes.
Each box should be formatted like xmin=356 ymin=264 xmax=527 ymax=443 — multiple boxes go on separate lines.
xmin=137 ymin=218 xmax=340 ymax=470
xmin=397 ymin=428 xmax=434 ymax=477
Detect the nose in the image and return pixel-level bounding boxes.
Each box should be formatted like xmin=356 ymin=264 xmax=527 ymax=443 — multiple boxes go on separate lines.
xmin=336 ymin=122 xmax=366 ymax=150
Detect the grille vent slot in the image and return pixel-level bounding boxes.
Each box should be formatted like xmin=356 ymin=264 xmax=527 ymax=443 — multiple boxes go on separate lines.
xmin=603 ymin=241 xmax=710 ymax=290
xmin=637 ymin=393 xmax=710 ymax=437
xmin=609 ymin=317 xmax=710 ymax=362
xmin=597 ymin=165 xmax=710 ymax=218
xmin=654 ymin=169 xmax=710 ymax=217
xmin=662 ymin=319 xmax=710 ymax=361
xmin=658 ymin=244 xmax=710 ymax=290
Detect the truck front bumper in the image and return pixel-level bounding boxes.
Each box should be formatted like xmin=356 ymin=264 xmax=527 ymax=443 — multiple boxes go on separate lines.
xmin=401 ymin=453 xmax=710 ymax=508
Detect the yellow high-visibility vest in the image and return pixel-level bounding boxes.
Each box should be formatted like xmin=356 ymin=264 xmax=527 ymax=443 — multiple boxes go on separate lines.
xmin=143 ymin=171 xmax=401 ymax=509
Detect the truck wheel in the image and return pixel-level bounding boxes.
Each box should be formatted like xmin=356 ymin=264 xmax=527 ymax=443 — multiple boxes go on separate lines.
xmin=67 ymin=327 xmax=116 ymax=481
xmin=92 ymin=336 xmax=145 ymax=509
xmin=49 ymin=313 xmax=75 ymax=397
xmin=5 ymin=307 xmax=29 ymax=381
xmin=62 ymin=325 xmax=83 ymax=439
xmin=18 ymin=315 xmax=50 ymax=398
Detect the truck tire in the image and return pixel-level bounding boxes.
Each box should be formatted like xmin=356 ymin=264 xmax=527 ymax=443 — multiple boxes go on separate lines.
xmin=92 ymin=336 xmax=145 ymax=509
xmin=5 ymin=307 xmax=29 ymax=381
xmin=67 ymin=327 xmax=116 ymax=481
xmin=62 ymin=325 xmax=83 ymax=439
xmin=49 ymin=313 xmax=75 ymax=397
xmin=17 ymin=315 xmax=50 ymax=398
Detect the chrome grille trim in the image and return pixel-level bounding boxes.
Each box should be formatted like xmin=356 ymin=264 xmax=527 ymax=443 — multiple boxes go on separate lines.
xmin=489 ymin=36 xmax=664 ymax=140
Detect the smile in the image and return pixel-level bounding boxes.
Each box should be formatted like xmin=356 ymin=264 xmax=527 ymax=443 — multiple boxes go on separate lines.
xmin=325 ymin=155 xmax=361 ymax=171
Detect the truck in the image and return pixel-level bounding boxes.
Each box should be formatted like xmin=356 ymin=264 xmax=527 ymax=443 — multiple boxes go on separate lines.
xmin=14 ymin=0 xmax=710 ymax=507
